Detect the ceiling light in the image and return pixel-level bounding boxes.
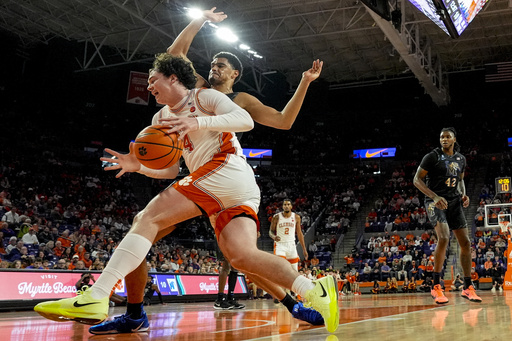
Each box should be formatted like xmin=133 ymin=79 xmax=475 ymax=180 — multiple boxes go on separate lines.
xmin=186 ymin=8 xmax=203 ymax=19
xmin=216 ymin=27 xmax=238 ymax=43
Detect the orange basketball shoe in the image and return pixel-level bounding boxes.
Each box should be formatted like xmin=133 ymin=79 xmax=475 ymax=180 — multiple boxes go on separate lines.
xmin=431 ymin=284 xmax=449 ymax=304
xmin=461 ymin=285 xmax=482 ymax=302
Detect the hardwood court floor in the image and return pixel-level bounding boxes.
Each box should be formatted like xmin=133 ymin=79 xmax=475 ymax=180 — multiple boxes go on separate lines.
xmin=1 ymin=291 xmax=512 ymax=340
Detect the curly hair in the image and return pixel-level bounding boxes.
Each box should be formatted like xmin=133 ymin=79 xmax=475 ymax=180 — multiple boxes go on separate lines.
xmin=213 ymin=51 xmax=243 ymax=84
xmin=151 ymin=53 xmax=197 ymax=90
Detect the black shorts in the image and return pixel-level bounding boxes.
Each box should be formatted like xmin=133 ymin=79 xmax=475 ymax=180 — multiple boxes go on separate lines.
xmin=425 ymin=196 xmax=467 ymax=230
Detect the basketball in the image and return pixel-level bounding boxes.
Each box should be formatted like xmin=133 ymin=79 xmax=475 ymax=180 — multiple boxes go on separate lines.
xmin=134 ymin=125 xmax=184 ymax=169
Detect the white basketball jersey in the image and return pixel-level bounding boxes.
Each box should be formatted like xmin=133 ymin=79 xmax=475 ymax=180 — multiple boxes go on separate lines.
xmin=276 ymin=212 xmax=296 ymax=243
xmin=152 ymin=88 xmax=245 ymax=173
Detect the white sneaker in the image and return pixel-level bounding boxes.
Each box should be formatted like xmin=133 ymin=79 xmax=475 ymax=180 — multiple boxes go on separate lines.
xmin=491 ymin=287 xmax=496 ymax=293
xmin=499 ymin=287 xmax=503 ymax=292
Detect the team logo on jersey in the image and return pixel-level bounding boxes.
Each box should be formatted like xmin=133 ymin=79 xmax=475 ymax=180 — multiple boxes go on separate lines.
xmin=190 ymin=106 xmax=196 ymax=112
xmin=178 ymin=176 xmax=193 ymax=187
xmin=428 ymin=202 xmax=436 ymax=215
xmin=445 ymin=161 xmax=460 ymax=176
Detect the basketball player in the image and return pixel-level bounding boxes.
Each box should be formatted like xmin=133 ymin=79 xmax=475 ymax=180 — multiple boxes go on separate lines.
xmin=270 ymin=199 xmax=308 ymax=299
xmin=413 ymin=127 xmax=481 ymax=304
xmin=34 ymin=53 xmax=339 ymax=333
xmin=87 ymin=8 xmax=325 ymax=334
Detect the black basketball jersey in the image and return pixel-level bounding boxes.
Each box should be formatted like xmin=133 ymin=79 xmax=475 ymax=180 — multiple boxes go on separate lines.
xmin=420 ymin=148 xmax=466 ymax=199
xmin=226 ymin=92 xmax=243 ymax=141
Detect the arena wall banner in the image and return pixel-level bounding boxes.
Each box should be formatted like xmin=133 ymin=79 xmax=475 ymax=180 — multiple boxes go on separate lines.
xmin=0 ymin=270 xmax=248 ymax=304
xmin=176 ymin=274 xmax=247 ymax=295
xmin=126 ymin=71 xmax=150 ymax=105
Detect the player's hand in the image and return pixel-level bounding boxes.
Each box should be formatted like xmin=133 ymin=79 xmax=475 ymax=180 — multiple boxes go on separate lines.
xmin=159 ymin=116 xmax=198 ymax=140
xmin=462 ymin=195 xmax=470 ymax=208
xmin=433 ymin=195 xmax=448 ymax=210
xmin=302 ymin=59 xmax=323 ymax=83
xmin=203 ymin=7 xmax=227 ymax=23
xmin=303 ymin=250 xmax=309 ymax=260
xmin=100 ymin=143 xmax=141 ymax=178
xmin=275 ymin=236 xmax=281 ymax=242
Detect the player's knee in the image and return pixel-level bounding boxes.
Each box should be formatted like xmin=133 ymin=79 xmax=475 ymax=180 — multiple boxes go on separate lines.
xmin=437 ymin=236 xmax=450 ymax=247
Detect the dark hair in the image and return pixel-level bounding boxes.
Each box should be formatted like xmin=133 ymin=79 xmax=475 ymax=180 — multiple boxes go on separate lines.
xmin=151 ymin=53 xmax=197 ymax=90
xmin=440 ymin=127 xmax=461 ymax=152
xmin=213 ymin=51 xmax=243 ymax=83
xmin=283 ymin=198 xmax=292 ymax=204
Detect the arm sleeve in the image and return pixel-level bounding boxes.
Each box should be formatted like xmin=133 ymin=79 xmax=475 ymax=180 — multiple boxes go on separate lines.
xmin=419 ymin=151 xmax=437 ymax=172
xmin=195 ymin=89 xmax=254 ymax=132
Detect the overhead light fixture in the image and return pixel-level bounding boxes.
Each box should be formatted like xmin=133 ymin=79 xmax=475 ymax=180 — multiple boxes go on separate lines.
xmin=239 ymin=44 xmax=251 ymax=50
xmin=186 ymin=8 xmax=203 ymax=19
xmin=216 ymin=27 xmax=238 ymax=43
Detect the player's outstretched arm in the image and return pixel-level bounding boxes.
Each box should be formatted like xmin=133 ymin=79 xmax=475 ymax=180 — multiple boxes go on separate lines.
xmin=167 ymin=7 xmax=227 ymax=57
xmin=236 ymin=59 xmax=323 ymax=130
xmin=166 ymin=8 xmax=227 ymax=89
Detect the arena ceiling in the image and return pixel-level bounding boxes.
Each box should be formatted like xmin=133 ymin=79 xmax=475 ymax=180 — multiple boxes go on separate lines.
xmin=1 ymin=0 xmax=511 ymax=103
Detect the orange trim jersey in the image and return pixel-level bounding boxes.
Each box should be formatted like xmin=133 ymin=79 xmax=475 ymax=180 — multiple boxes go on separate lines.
xmin=274 ymin=212 xmax=297 ymax=243
xmin=152 ymin=88 xmax=260 ymax=236
xmin=152 ymin=88 xmax=250 ymax=173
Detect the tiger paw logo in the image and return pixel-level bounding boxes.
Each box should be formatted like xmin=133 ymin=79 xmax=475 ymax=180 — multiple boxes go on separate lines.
xmin=179 ymin=176 xmax=193 ymax=186
xmin=138 ymin=146 xmax=147 ymax=156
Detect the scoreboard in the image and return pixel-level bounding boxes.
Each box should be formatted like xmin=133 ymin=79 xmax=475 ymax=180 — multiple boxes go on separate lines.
xmin=496 ymin=177 xmax=512 ymax=194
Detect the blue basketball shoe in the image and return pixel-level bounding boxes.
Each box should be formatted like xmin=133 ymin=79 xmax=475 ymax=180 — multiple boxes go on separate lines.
xmin=89 ymin=311 xmax=149 ymax=334
xmin=292 ymin=301 xmax=324 ymax=325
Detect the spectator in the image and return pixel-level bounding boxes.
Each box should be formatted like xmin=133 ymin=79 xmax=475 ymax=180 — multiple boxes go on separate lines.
xmin=308 ymin=240 xmax=318 ymax=258
xmin=21 ymin=227 xmax=39 ymax=245
xmin=491 ymin=263 xmax=504 ymax=293
xmin=451 ymin=274 xmax=464 ymax=291
xmin=1 ymin=206 xmax=20 ymax=225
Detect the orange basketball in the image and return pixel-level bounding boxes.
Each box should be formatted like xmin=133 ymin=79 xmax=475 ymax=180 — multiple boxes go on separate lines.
xmin=134 ymin=125 xmax=184 ymax=169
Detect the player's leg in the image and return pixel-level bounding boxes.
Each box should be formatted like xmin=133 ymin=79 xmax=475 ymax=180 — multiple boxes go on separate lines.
xmin=218 ymin=216 xmax=338 ymax=332
xmin=225 ymin=263 xmax=245 ymax=309
xmin=246 ymin=272 xmax=324 ymax=325
xmin=89 ymin=226 xmax=176 ymax=334
xmin=214 ymin=258 xmax=233 ymax=310
xmin=454 ymin=227 xmax=482 ymax=302
xmin=34 ymin=188 xmax=201 ymax=324
xmin=430 ymin=221 xmax=449 ymax=304
xmin=425 ymin=199 xmax=450 ymax=305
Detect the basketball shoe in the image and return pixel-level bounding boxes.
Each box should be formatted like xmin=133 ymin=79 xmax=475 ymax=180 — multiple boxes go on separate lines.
xmin=89 ymin=311 xmax=150 ymax=334
xmin=292 ymin=301 xmax=324 ymax=325
xmin=431 ymin=284 xmax=449 ymax=304
xmin=304 ymin=276 xmax=339 ymax=333
xmin=227 ymin=296 xmax=245 ymax=309
xmin=34 ymin=286 xmax=109 ymax=324
xmin=213 ymin=297 xmax=234 ymax=310
xmin=461 ymin=285 xmax=482 ymax=302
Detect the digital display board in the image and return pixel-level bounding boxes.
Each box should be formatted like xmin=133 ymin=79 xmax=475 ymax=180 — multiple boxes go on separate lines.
xmin=353 ymin=148 xmax=396 ymax=159
xmin=407 ymin=0 xmax=489 ymax=38
xmin=0 ymin=271 xmax=247 ymax=301
xmin=242 ymin=149 xmax=272 ymax=159
xmin=508 ymin=137 xmax=512 ymax=147
xmin=496 ymin=177 xmax=512 ymax=194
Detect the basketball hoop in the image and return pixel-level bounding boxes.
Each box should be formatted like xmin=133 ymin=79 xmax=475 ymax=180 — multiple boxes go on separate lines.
xmin=499 ymin=220 xmax=511 ymax=234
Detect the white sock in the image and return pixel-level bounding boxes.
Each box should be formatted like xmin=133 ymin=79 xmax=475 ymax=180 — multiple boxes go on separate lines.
xmin=90 ymin=234 xmax=152 ymax=299
xmin=291 ymin=275 xmax=315 ymax=297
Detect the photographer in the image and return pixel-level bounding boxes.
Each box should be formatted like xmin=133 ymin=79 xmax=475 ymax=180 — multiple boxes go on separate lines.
xmin=76 ymin=272 xmax=96 ymax=290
